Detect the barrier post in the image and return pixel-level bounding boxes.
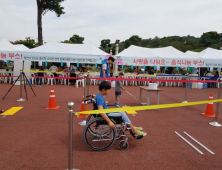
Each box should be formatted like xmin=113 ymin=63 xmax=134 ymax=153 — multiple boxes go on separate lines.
xmin=67 ymin=102 xmax=79 ymax=170
xmin=209 ymin=83 xmax=222 ymax=127
xmin=78 ymin=78 xmax=87 ymax=126
xmin=182 ymin=76 xmax=188 ymax=103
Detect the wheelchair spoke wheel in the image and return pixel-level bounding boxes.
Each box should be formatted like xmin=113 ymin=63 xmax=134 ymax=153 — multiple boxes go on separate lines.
xmin=118 ymin=140 xmax=129 ymax=150
xmin=83 ymin=117 xmax=117 ymax=151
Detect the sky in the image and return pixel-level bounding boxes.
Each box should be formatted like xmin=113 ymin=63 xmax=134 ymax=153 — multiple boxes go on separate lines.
xmin=0 ymin=0 xmax=222 ymax=47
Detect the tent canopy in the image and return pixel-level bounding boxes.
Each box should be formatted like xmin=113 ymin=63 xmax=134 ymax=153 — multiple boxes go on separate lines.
xmin=185 ymin=50 xmax=199 ymax=56
xmin=117 ymin=45 xmax=222 ymax=67
xmin=0 ymin=41 xmax=110 ymax=64
xmin=118 ymin=45 xmax=194 ymax=59
xmin=30 ymin=42 xmax=108 ymax=56
xmin=194 ymin=48 xmax=222 ymax=59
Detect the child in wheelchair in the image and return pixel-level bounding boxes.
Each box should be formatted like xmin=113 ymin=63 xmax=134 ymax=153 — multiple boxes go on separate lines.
xmin=95 ymin=81 xmax=146 ymax=138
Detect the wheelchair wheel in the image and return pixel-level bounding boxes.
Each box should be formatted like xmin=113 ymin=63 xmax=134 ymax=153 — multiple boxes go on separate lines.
xmin=83 ymin=117 xmax=117 ymax=151
xmin=86 ymin=114 xmax=93 ymax=124
xmin=118 ymin=140 xmax=129 ymax=150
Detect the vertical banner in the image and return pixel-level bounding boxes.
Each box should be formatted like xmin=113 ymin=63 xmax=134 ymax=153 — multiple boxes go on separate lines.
xmin=157 ymin=66 xmax=160 ymax=71
xmin=122 ymin=64 xmax=123 ymax=69
xmin=38 ymin=61 xmax=42 ymax=66
xmin=131 ymin=65 xmax=133 ymax=70
xmin=210 ymin=67 xmax=213 ymax=72
xmin=77 ymin=62 xmax=79 ymax=67
xmin=176 ymin=66 xmax=178 ymax=71
xmin=61 ymin=62 xmax=63 ymax=67
xmin=66 ymin=62 xmax=70 ymax=67
xmin=207 ymin=67 xmax=209 ymax=71
xmin=217 ymin=67 xmax=219 ymax=72
xmin=165 ymin=66 xmax=167 ymax=70
xmin=188 ymin=66 xmax=190 ymax=71
xmin=6 ymin=60 xmax=9 ymax=65
xmin=144 ymin=65 xmax=145 ymax=70
xmin=95 ymin=63 xmax=97 ymax=68
xmin=154 ymin=65 xmax=156 ymax=70
xmin=45 ymin=61 xmax=47 ymax=66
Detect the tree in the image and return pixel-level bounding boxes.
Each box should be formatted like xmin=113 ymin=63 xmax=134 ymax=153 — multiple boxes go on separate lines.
xmin=61 ymin=40 xmax=74 ymax=44
xmin=36 ymin=0 xmax=66 ymax=46
xmin=200 ymin=31 xmax=222 ymax=47
xmin=69 ymin=34 xmax=84 ymax=44
xmin=124 ymin=35 xmax=142 ymax=48
xmin=100 ymin=39 xmax=111 ymax=48
xmin=10 ymin=37 xmax=38 ymax=49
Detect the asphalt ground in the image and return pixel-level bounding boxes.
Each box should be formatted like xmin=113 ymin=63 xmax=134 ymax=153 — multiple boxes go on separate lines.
xmin=0 ymin=83 xmax=222 ymax=170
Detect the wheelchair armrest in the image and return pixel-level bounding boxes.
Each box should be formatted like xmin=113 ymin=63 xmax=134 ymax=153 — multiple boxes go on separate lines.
xmin=86 ymin=94 xmax=95 ymax=98
xmin=84 ymin=98 xmax=95 ymax=103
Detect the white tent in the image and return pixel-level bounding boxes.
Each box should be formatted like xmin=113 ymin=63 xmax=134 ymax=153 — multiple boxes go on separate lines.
xmin=117 ymin=45 xmax=199 ymax=67
xmin=13 ymin=44 xmax=29 ymax=51
xmin=194 ymin=48 xmax=222 ymax=59
xmin=0 ymin=41 xmax=110 ymax=64
xmin=185 ymin=50 xmax=199 ymax=56
xmin=0 ymin=39 xmax=31 ymax=79
xmin=29 ymin=42 xmax=108 ymax=56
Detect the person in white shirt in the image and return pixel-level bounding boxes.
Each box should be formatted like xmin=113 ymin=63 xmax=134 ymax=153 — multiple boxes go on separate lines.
xmin=49 ymin=63 xmax=58 ymax=82
xmin=206 ymin=71 xmax=213 ymax=77
xmin=70 ymin=64 xmax=77 ymax=72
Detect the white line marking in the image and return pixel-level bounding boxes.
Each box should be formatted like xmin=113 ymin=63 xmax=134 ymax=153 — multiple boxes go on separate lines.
xmin=183 ymin=131 xmax=215 ymax=155
xmin=175 ymin=131 xmax=204 ymax=155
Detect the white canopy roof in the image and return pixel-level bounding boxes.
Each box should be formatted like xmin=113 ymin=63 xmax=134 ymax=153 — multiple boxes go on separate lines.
xmin=193 ymin=48 xmax=222 ymax=59
xmin=13 ymin=44 xmax=29 ymax=51
xmin=30 ymin=42 xmax=108 ymax=56
xmin=0 ymin=39 xmax=19 ymax=51
xmin=117 ymin=45 xmax=157 ymax=58
xmin=185 ymin=50 xmax=199 ymax=56
xmin=118 ymin=45 xmax=194 ymax=59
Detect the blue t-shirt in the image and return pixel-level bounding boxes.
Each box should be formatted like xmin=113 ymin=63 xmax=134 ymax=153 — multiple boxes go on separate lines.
xmin=95 ymin=93 xmax=107 ymax=109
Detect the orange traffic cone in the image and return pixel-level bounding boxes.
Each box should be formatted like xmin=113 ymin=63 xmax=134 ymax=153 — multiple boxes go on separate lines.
xmin=201 ymin=93 xmax=215 ymax=117
xmin=77 ymin=95 xmax=89 ymax=119
xmin=45 ymin=87 xmax=60 ymax=110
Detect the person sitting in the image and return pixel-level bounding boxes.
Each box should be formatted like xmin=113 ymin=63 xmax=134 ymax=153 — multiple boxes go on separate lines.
xmin=95 ymin=81 xmax=146 ymax=138
xmin=63 ymin=66 xmax=70 ymax=76
xmin=133 ymin=68 xmax=137 ymax=74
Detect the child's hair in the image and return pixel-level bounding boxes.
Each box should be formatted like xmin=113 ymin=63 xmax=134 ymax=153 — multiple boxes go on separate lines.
xmin=108 ymin=57 xmax=115 ymax=62
xmin=99 ymin=81 xmax=111 ymax=91
xmin=119 ymin=72 xmax=124 ymax=76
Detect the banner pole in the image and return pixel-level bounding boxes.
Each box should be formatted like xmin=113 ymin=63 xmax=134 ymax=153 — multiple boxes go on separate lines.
xmin=209 ymin=82 xmax=222 ymax=127
xmin=182 ymin=76 xmax=188 ymax=103
xmin=17 ymin=61 xmax=25 ymax=102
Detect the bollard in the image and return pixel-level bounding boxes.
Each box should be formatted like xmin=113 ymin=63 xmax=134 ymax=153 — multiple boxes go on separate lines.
xmin=78 ymin=78 xmax=87 ymax=126
xmin=67 ymin=102 xmax=79 ymax=170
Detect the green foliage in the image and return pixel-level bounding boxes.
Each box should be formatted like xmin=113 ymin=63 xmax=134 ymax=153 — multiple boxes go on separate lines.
xmin=69 ymin=34 xmax=84 ymax=44
xmin=200 ymin=31 xmax=222 ymax=47
xmin=124 ymin=66 xmax=133 ymax=73
xmin=61 ymin=40 xmax=74 ymax=44
xmin=124 ymin=35 xmax=142 ymax=48
xmin=10 ymin=37 xmax=38 ymax=49
xmin=100 ymin=39 xmax=111 ymax=48
xmin=39 ymin=0 xmax=66 ymax=17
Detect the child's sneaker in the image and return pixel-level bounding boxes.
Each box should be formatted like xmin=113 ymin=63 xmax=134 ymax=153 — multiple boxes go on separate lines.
xmin=117 ymin=103 xmax=122 ymax=106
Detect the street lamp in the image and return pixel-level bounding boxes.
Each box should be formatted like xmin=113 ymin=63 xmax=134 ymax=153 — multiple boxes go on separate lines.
xmin=114 ymin=40 xmax=120 ymax=76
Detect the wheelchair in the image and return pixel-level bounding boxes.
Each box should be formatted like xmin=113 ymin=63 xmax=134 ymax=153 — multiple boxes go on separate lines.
xmin=82 ymin=95 xmax=143 ymax=151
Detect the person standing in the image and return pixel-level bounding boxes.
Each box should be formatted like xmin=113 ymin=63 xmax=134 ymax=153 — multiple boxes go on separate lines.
xmin=36 ymin=67 xmax=44 ymax=87
xmin=115 ymin=72 xmax=125 ymax=106
xmin=100 ymin=57 xmax=115 ymax=82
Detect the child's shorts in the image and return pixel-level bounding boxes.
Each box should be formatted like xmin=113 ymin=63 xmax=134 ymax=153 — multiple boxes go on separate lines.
xmin=115 ymin=91 xmax=121 ymax=98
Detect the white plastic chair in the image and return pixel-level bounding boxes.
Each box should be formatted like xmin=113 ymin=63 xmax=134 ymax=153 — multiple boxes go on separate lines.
xmin=31 ymin=73 xmax=36 ymax=85
xmin=47 ymin=73 xmax=56 ymax=85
